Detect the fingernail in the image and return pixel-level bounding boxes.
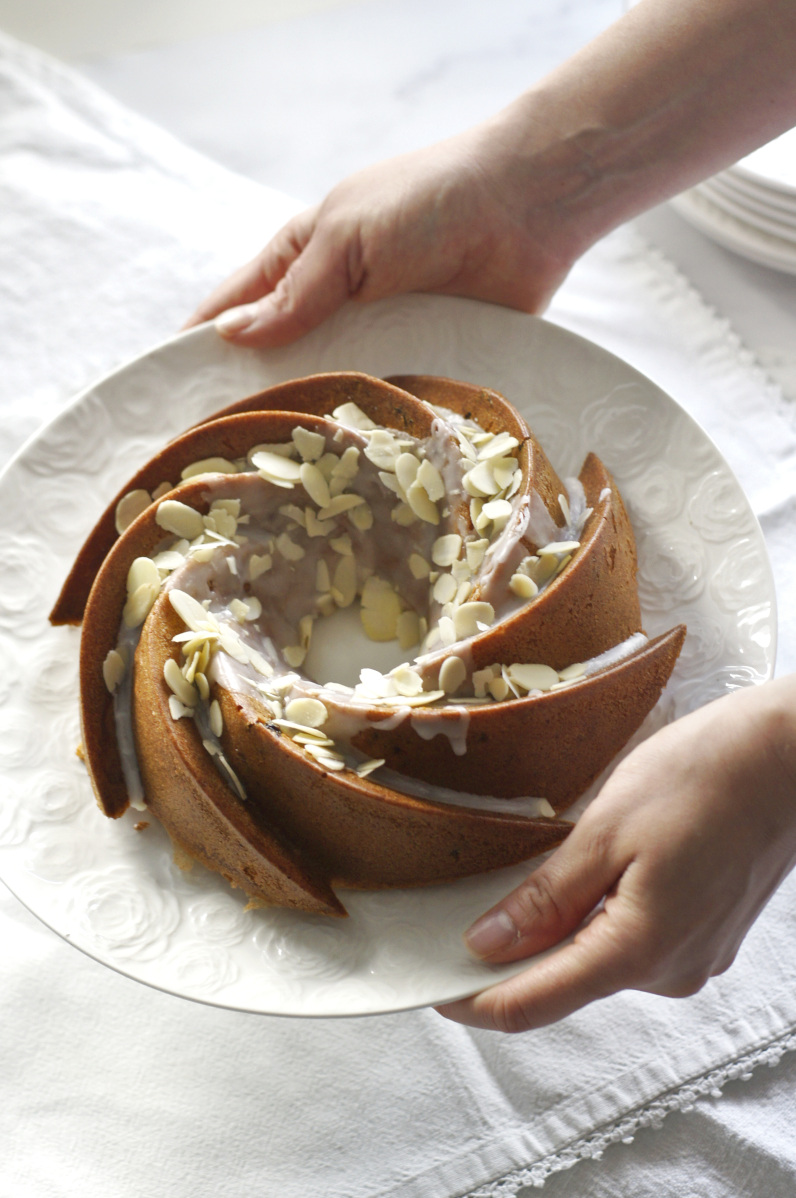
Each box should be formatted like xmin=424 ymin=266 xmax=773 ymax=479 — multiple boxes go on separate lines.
xmin=464 ymin=908 xmax=517 ymax=959
xmin=214 ymin=303 xmax=259 ymax=336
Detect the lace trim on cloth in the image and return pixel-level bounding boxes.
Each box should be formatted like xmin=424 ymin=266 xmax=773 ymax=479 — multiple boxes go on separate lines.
xmin=466 ymin=1031 xmax=796 ymax=1196
xmin=632 ymin=230 xmax=796 ymax=431
xmin=463 ymin=228 xmax=796 ymax=1196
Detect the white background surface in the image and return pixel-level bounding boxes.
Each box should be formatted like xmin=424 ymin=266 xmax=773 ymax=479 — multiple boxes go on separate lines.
xmin=0 ymin=0 xmax=364 ymax=56
xmin=3 ymin=2 xmax=796 ymax=1195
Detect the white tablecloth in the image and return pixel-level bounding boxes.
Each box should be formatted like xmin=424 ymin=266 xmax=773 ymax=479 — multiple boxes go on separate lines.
xmin=3 ymin=26 xmax=796 ymax=1198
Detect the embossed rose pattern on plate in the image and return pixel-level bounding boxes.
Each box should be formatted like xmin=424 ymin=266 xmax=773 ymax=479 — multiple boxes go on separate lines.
xmin=0 ymin=297 xmax=775 ymax=1017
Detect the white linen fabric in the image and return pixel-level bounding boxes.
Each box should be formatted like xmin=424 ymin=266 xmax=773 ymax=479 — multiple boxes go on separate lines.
xmin=2 ymin=29 xmax=796 ymax=1198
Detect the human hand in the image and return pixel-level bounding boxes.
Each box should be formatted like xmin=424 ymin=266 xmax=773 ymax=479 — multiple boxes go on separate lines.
xmin=185 ymin=0 xmax=796 ymax=350
xmin=436 ymin=676 xmax=796 ymax=1033
xmin=183 ymin=119 xmax=581 ymax=348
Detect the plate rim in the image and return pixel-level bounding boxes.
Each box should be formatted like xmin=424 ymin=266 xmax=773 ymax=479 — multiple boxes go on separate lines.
xmin=0 ymin=297 xmax=778 ymax=1017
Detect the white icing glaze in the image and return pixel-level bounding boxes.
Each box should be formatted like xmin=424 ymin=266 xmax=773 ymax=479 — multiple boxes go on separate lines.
xmin=409 ymin=706 xmax=470 ymax=757
xmin=375 ymin=767 xmax=556 ymax=818
xmin=581 ymin=631 xmax=648 ymax=675
xmin=113 ymin=624 xmax=146 ymax=810
xmin=109 ymin=397 xmax=632 ymax=814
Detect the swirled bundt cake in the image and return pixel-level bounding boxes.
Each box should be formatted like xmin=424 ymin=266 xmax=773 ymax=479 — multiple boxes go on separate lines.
xmin=53 ymin=372 xmax=685 ymax=916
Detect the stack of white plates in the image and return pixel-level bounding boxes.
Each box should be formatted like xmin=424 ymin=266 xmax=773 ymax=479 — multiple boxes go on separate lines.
xmin=671 ymin=127 xmax=796 ymax=274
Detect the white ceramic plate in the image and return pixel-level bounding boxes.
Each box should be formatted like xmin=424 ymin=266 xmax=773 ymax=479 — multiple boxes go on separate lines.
xmin=713 ymin=169 xmax=796 ymax=223
xmin=0 ymin=296 xmax=775 ymax=1017
xmin=736 ymin=127 xmax=796 ymax=196
xmin=699 ymin=179 xmax=796 ymax=242
xmin=671 ymin=187 xmax=796 ymax=275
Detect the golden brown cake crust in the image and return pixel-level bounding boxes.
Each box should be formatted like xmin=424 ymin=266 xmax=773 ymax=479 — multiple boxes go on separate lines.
xmin=70 ymin=371 xmax=685 ymax=915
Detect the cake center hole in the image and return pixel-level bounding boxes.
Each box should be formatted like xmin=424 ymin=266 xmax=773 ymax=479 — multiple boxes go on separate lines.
xmin=303 ymin=606 xmax=413 ymax=689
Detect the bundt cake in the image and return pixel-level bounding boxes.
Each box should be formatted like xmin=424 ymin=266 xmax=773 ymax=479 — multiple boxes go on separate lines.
xmin=52 ymin=372 xmax=685 ymax=916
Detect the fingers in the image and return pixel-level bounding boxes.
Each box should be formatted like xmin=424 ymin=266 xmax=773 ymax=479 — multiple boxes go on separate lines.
xmin=219 ymin=225 xmax=358 ymax=347
xmin=184 ymin=209 xmax=314 ymax=326
xmin=463 ymin=815 xmax=623 ymax=964
xmin=434 ymin=811 xmax=632 ymax=1032
xmin=437 ymin=912 xmax=631 ymax=1032
xmin=444 ymin=904 xmax=741 ymax=1033
xmin=184 ymin=207 xmax=356 ymax=347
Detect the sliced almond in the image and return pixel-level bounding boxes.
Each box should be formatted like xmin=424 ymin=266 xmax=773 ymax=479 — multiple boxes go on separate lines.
xmin=252 ymin=450 xmax=302 ymax=487
xmin=102 ymin=648 xmax=127 ymax=693
xmin=229 ymin=596 xmax=261 ymax=623
xmin=316 ymin=559 xmax=331 ymax=594
xmin=278 ymin=503 xmax=306 ymax=528
xmin=406 ymin=479 xmax=440 ymax=525
xmin=168 ymin=694 xmax=194 ymax=721
xmin=122 ymin=581 xmax=159 ymax=628
xmin=285 ymin=697 xmax=328 ymax=728
xmin=416 ymin=458 xmax=445 ymax=502
xmin=355 ymin=758 xmax=385 ymax=779
xmin=305 ymin=508 xmax=330 ymax=538
xmin=151 ymin=549 xmax=187 ymax=573
xmin=209 ymin=699 xmax=224 ymax=737
xmin=276 ymin=532 xmax=305 ymax=562
xmin=164 ymin=657 xmax=198 ymax=706
xmin=332 ymin=446 xmax=361 ymax=478
xmin=299 ymin=614 xmax=314 ymax=650
xmin=392 ymin=503 xmax=418 ymax=527
xmin=331 ymin=402 xmax=377 ymax=431
xmin=438 ymin=616 xmax=457 ymax=646
xmin=396 ymin=609 xmax=421 ymax=650
xmin=431 ymin=534 xmax=462 ymax=567
xmin=169 ymin=588 xmax=215 ymax=632
xmin=462 ymin=460 xmax=498 ymax=498
xmin=439 ymin=655 xmax=467 ymax=694
xmin=433 ymin=573 xmax=458 ymax=605
xmin=364 ymin=429 xmax=401 ymax=471
xmin=249 ymin=553 xmax=273 ymax=580
xmin=283 ymin=644 xmax=307 ymax=668
xmin=506 ymin=663 xmax=560 ymax=693
xmin=126 ymin=556 xmax=160 ymax=596
xmin=349 ymin=503 xmax=374 ymax=531
xmin=453 ymin=601 xmax=495 ymax=640
xmin=491 ymin=458 xmax=519 ymax=491
xmin=156 ymin=499 xmax=205 ymax=540
xmin=509 ymin=573 xmax=539 ymax=600
xmin=292 ymin=426 xmax=326 ymax=462
xmin=395 ymin=452 xmax=420 ymax=494
xmin=300 ymin=461 xmax=332 ymax=508
xmin=332 ymin=554 xmax=357 ymax=608
xmin=318 ymin=493 xmax=366 ymax=521
xmin=115 ymin=489 xmax=151 ymax=534
xmin=360 ymin=577 xmax=402 ymax=642
xmin=536 ymin=540 xmax=581 ymax=556
xmin=477 ymin=432 xmax=519 ymax=460
xmin=303 ymin=744 xmax=346 ymax=770
xmin=181 ymin=457 xmax=238 ymax=479
xmin=249 ymin=649 xmax=274 ymax=677
xmin=480 ymin=498 xmax=512 ymax=528
xmin=391 ymin=663 xmax=424 ymax=697
xmin=558 ymin=662 xmax=586 ymax=681
xmin=408 ymin=553 xmax=430 ymax=580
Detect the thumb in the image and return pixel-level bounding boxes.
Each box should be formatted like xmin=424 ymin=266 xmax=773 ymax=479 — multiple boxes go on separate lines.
xmin=464 ymin=818 xmax=623 ymax=964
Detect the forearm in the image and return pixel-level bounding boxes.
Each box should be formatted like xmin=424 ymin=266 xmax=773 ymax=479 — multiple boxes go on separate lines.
xmin=191 ymin=0 xmax=796 ymax=343
xmin=480 ymin=0 xmax=796 ymax=265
